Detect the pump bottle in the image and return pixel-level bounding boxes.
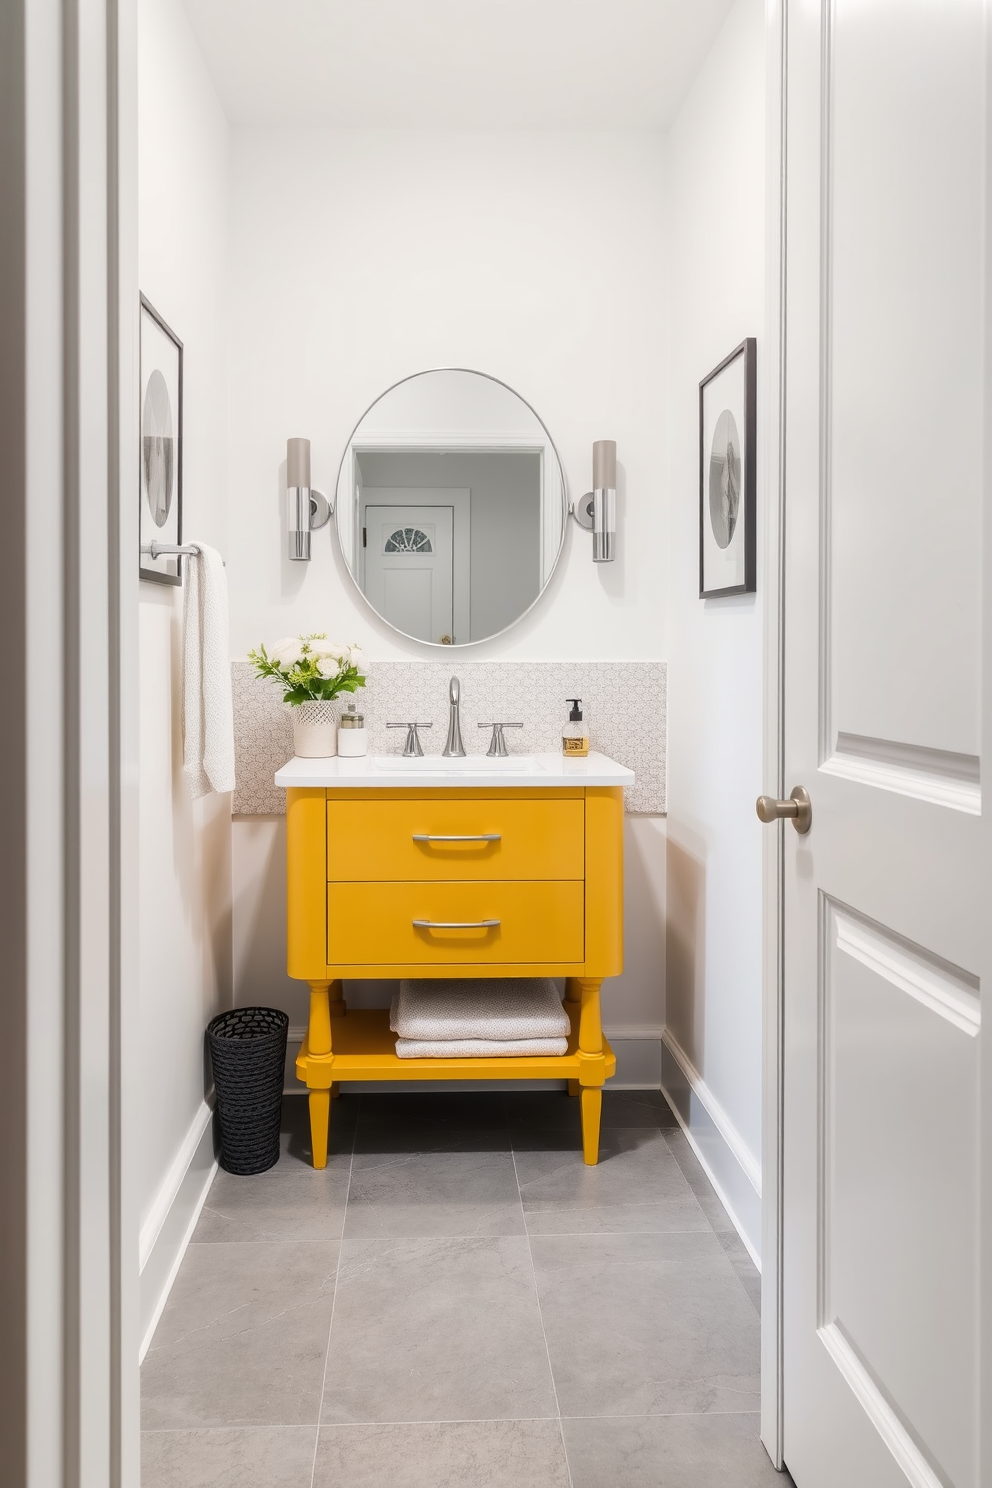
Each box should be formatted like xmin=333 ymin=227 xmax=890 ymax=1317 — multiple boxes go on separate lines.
xmin=562 ymin=698 xmax=589 ymax=757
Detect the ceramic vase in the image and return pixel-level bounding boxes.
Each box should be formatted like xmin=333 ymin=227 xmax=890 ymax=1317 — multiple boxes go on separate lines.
xmin=290 ymin=700 xmax=338 ymax=758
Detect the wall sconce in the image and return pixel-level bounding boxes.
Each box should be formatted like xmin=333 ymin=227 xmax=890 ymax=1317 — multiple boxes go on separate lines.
xmin=286 ymin=437 xmax=332 ymax=561
xmin=570 ymin=439 xmax=617 ymax=562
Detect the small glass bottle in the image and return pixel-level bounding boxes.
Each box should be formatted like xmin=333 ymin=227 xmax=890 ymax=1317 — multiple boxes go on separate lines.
xmin=562 ymin=698 xmax=589 ymax=757
xmin=337 ymin=702 xmax=367 ymax=757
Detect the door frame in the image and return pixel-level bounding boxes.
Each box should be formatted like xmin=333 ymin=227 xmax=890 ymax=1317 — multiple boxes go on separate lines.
xmin=0 ymin=0 xmax=140 ymax=1481
xmin=760 ymin=0 xmax=788 ymax=1470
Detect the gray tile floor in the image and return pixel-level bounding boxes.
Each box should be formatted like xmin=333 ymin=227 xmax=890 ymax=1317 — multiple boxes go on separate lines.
xmin=141 ymin=1090 xmax=788 ymax=1487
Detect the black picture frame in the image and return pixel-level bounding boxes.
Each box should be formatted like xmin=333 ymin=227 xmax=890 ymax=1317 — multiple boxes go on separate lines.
xmin=699 ymin=336 xmax=756 ymax=598
xmin=139 ymin=294 xmax=184 ymax=585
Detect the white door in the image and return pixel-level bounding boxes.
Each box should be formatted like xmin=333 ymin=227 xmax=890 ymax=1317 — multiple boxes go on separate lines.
xmin=778 ymin=4 xmax=989 ymax=1487
xmin=363 ymin=504 xmax=454 ymax=644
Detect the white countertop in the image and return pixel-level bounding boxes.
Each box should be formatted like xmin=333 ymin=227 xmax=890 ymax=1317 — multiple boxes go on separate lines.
xmin=274 ymin=750 xmax=635 ymax=789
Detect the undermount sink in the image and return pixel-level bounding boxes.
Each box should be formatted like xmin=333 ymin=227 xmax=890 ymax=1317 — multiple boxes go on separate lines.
xmin=371 ymin=754 xmax=541 ymax=773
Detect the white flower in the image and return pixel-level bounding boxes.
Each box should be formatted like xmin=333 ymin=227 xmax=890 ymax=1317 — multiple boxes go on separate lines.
xmin=269 ymin=637 xmax=304 ymax=668
xmin=347 ymin=645 xmax=367 ymax=671
xmin=312 ymin=640 xmax=346 ymax=663
xmin=317 ymin=655 xmax=343 ymax=678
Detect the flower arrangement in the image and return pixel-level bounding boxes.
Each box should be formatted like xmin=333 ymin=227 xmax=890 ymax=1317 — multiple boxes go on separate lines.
xmin=248 ymin=634 xmax=367 ymax=706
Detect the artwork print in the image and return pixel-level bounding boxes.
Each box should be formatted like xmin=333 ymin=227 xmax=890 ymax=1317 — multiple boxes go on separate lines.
xmin=699 ymin=338 xmax=756 ymax=598
xmin=139 ymin=295 xmax=183 ymax=584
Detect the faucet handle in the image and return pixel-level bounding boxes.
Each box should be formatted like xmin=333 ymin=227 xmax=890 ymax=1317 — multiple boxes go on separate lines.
xmin=478 ymin=722 xmax=524 ymax=758
xmin=387 ymin=721 xmax=433 ymax=758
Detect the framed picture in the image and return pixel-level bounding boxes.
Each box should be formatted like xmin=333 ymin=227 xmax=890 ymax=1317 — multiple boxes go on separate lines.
xmin=699 ymin=337 xmax=756 ymax=598
xmin=139 ymin=294 xmax=183 ymax=584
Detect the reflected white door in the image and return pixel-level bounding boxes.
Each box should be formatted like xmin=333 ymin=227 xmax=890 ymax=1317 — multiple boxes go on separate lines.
xmin=781 ymin=4 xmax=989 ymax=1487
xmin=363 ymin=504 xmax=453 ymax=644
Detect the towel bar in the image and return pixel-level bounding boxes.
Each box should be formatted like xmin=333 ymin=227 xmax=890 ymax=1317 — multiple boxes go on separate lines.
xmin=141 ymin=541 xmax=226 ymax=566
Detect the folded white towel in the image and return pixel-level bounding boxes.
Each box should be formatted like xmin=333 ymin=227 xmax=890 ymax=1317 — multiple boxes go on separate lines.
xmin=182 ymin=542 xmax=235 ymax=800
xmin=391 ymin=978 xmax=570 ymax=1043
xmin=395 ymin=1036 xmax=568 ymax=1059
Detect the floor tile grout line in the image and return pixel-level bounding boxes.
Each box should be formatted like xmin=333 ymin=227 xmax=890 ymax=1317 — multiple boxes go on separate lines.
xmin=510 ymin=1143 xmax=574 ymax=1488
xmin=307 ymin=1097 xmax=358 ymax=1488
xmin=140 ymin=1404 xmax=763 ymax=1435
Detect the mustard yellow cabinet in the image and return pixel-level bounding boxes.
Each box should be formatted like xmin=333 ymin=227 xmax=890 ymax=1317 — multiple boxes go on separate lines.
xmin=279 ymin=761 xmax=631 ymax=1169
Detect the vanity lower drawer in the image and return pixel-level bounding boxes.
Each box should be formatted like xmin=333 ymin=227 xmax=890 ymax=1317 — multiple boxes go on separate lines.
xmin=326 ymin=798 xmax=585 ymax=882
xmin=326 ymin=880 xmax=585 ymax=965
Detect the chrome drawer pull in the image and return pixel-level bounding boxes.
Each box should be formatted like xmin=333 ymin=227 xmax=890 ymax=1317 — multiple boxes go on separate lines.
xmin=412 ymin=833 xmax=501 ymax=843
xmin=412 ymin=918 xmax=501 ymax=930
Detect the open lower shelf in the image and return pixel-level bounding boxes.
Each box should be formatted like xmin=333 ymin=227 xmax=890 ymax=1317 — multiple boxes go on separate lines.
xmin=295 ymin=1007 xmax=616 ymax=1085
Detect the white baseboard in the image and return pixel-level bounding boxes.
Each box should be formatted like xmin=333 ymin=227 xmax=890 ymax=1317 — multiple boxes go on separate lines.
xmin=139 ymin=1100 xmax=218 ymax=1362
xmin=661 ymin=1028 xmax=762 ymax=1268
xmin=284 ymin=1026 xmax=663 ymax=1094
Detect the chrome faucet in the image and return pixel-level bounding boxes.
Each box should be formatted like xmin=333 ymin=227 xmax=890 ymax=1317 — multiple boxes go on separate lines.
xmin=442 ymin=675 xmax=466 ymax=757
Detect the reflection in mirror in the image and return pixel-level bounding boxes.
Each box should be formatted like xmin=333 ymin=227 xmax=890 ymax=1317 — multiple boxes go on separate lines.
xmin=334 ymin=370 xmax=566 ymax=646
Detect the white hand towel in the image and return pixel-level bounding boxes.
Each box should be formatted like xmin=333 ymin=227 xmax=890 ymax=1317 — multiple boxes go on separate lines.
xmin=390 ymin=978 xmax=571 ymax=1042
xmin=395 ymin=1036 xmax=568 ymax=1059
xmin=182 ymin=542 xmax=236 ymax=800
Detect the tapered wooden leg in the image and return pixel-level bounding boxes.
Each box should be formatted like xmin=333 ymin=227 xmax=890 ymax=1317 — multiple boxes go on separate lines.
xmin=565 ymin=980 xmax=582 ymax=1097
xmin=306 ymin=981 xmax=336 ymax=1168
xmin=580 ymin=1086 xmax=603 ymax=1165
xmin=577 ymin=977 xmax=603 ymax=1055
xmin=328 ymin=978 xmax=346 ymax=1018
xmin=309 ymin=1088 xmax=330 ymax=1170
xmin=575 ymin=977 xmax=605 ymax=1161
xmin=330 ymin=1082 xmax=340 ymax=1100
xmin=308 ymin=981 xmax=332 ymax=1055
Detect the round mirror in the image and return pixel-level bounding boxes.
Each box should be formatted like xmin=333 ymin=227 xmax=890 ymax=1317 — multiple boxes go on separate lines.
xmin=334 ymin=369 xmax=567 ymax=646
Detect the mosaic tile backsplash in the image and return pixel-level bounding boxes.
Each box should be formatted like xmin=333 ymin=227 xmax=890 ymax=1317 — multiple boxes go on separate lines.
xmin=231 ymin=660 xmax=667 ymax=816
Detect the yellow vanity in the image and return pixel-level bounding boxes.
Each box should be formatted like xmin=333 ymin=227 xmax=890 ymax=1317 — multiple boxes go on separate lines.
xmin=276 ymin=751 xmax=634 ymax=1168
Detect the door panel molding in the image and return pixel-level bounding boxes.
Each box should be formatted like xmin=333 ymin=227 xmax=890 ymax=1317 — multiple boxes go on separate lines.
xmin=830 ymin=900 xmax=980 ymax=1038
xmin=817 ymin=1323 xmax=946 ymax=1488
xmin=823 ymin=734 xmax=981 ymax=816
xmin=817 ymin=894 xmax=979 ymax=1488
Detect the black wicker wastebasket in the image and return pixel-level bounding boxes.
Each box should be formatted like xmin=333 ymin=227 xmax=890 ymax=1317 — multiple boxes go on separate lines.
xmin=207 ymin=1007 xmax=289 ymax=1175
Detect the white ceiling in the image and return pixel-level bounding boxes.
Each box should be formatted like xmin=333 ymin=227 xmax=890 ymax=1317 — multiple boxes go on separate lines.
xmin=180 ymin=0 xmax=736 ymax=130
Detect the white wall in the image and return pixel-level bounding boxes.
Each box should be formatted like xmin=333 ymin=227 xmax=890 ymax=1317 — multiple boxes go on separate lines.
xmin=226 ymin=128 xmax=668 ymax=661
xmin=664 ymin=0 xmax=767 ymax=1259
xmin=137 ymin=0 xmax=231 ymax=1345
xmin=226 ymin=127 xmax=670 ymax=1052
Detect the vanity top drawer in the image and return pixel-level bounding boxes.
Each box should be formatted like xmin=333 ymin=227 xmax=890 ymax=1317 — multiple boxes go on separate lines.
xmin=326 ymin=798 xmax=584 ymax=882
xmin=327 ymin=880 xmax=584 ymax=966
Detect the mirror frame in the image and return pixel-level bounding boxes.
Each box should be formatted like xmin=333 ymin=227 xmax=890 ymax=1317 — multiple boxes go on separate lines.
xmin=332 ymin=367 xmax=569 ymax=648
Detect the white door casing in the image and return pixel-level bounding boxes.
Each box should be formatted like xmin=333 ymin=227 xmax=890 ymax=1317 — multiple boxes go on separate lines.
xmin=363 ymin=502 xmax=456 ymax=645
xmin=780 ymin=4 xmax=989 ymax=1488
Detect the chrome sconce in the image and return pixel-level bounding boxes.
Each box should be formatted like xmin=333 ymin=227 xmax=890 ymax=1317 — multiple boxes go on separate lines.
xmin=286 ymin=437 xmax=332 ymax=561
xmin=570 ymin=439 xmax=617 ymax=562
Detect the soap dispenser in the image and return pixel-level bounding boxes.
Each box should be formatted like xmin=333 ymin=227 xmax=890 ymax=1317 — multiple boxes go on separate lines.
xmin=562 ymin=698 xmax=589 ymax=757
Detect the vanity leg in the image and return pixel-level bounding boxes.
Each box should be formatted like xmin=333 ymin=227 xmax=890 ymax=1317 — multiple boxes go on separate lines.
xmin=577 ymin=977 xmax=603 ymax=1056
xmin=565 ymin=980 xmax=582 ymax=1098
xmin=309 ymin=1089 xmax=330 ymax=1170
xmin=328 ymin=978 xmax=346 ymax=1018
xmin=577 ymin=977 xmax=605 ymax=1164
xmin=306 ymin=981 xmax=336 ymax=1170
xmin=580 ymin=1086 xmax=603 ymax=1166
xmin=308 ymin=981 xmax=333 ymax=1054
xmin=330 ymin=1083 xmax=340 ymax=1100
